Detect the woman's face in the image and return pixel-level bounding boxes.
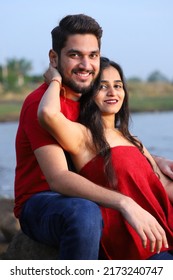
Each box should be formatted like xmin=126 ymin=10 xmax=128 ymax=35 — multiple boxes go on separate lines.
xmin=94 ymin=66 xmax=125 ymax=115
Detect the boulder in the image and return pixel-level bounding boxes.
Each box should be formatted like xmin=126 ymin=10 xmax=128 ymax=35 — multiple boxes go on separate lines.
xmin=0 ymin=198 xmax=20 ymax=242
xmin=0 ymin=198 xmax=58 ymax=259
xmin=3 ymin=231 xmax=58 ymax=260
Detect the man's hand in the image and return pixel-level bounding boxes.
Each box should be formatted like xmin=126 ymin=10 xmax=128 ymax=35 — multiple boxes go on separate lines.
xmin=120 ymin=197 xmax=169 ymax=254
xmin=154 ymin=156 xmax=173 ymax=180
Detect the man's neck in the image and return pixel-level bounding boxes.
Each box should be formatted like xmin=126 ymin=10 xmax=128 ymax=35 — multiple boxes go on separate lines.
xmin=61 ymin=84 xmax=81 ymax=101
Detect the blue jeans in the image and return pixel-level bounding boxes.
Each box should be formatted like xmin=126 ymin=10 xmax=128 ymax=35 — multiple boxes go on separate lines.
xmin=148 ymin=251 xmax=173 ymax=260
xmin=19 ymin=191 xmax=103 ymax=260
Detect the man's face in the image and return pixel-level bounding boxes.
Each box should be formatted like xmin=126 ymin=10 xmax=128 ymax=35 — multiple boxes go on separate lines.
xmin=58 ymin=34 xmax=100 ymax=94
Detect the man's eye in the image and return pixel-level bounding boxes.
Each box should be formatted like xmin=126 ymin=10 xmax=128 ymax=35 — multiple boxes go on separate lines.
xmin=70 ymin=53 xmax=79 ymax=58
xmin=90 ymin=53 xmax=99 ymax=59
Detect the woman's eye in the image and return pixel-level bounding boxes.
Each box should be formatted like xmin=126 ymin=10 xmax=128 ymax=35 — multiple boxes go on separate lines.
xmin=115 ymin=84 xmax=123 ymax=89
xmin=100 ymin=84 xmax=107 ymax=90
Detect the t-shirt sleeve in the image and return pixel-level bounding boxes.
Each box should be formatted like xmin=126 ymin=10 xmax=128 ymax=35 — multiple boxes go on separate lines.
xmin=23 ymin=101 xmax=57 ymax=151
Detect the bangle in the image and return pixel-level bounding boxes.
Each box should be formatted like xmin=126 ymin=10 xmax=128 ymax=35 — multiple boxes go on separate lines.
xmin=51 ymin=79 xmax=61 ymax=87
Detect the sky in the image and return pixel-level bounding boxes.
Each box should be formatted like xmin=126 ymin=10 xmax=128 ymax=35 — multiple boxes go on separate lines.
xmin=0 ymin=0 xmax=173 ymax=80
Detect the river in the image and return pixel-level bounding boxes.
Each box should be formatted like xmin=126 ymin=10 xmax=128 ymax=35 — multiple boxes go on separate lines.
xmin=0 ymin=111 xmax=173 ymax=198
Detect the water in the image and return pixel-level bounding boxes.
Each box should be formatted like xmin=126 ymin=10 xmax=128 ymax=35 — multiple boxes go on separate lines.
xmin=0 ymin=122 xmax=17 ymax=198
xmin=0 ymin=111 xmax=173 ymax=198
xmin=130 ymin=111 xmax=173 ymax=158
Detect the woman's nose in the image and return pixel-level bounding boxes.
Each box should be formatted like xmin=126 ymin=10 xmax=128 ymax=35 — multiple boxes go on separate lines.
xmin=107 ymin=86 xmax=115 ymax=96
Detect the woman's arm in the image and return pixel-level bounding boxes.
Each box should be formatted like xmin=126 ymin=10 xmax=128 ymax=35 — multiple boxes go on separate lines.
xmin=38 ymin=65 xmax=86 ymax=155
xmin=144 ymin=147 xmax=173 ymax=203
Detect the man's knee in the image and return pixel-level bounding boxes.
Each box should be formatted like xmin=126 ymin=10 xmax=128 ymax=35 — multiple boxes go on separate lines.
xmin=64 ymin=198 xmax=103 ymax=235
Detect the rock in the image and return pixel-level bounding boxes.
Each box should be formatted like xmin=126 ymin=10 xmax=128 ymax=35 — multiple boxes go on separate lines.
xmin=0 ymin=231 xmax=9 ymax=258
xmin=0 ymin=198 xmax=20 ymax=242
xmin=4 ymin=231 xmax=58 ymax=260
xmin=0 ymin=198 xmax=58 ymax=259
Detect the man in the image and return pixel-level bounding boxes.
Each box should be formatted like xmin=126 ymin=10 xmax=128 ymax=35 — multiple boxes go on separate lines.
xmin=14 ymin=14 xmax=173 ymax=260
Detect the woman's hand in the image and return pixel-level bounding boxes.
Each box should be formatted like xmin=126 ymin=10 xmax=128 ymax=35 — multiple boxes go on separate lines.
xmin=43 ymin=64 xmax=62 ymax=85
xmin=120 ymin=197 xmax=169 ymax=254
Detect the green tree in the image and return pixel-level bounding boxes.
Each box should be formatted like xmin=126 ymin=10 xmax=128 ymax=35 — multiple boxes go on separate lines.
xmin=2 ymin=58 xmax=32 ymax=91
xmin=147 ymin=71 xmax=169 ymax=82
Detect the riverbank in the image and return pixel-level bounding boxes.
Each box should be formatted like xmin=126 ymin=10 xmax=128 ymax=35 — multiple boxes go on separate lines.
xmin=0 ymin=92 xmax=25 ymax=122
xmin=1 ymin=100 xmax=173 ymax=123
xmin=0 ymin=81 xmax=173 ymax=122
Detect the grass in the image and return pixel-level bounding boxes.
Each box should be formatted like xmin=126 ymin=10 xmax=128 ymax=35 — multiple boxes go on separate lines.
xmin=129 ymin=95 xmax=173 ymax=112
xmin=128 ymin=81 xmax=173 ymax=112
xmin=0 ymin=101 xmax=22 ymax=122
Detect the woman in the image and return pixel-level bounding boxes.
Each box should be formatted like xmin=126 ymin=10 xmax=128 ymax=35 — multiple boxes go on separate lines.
xmin=38 ymin=57 xmax=173 ymax=260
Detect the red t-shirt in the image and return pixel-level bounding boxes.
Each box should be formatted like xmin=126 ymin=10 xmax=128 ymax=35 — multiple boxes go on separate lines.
xmin=14 ymin=83 xmax=80 ymax=218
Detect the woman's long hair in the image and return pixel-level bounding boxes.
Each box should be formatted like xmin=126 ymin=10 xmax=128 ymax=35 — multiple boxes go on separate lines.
xmin=79 ymin=57 xmax=143 ymax=189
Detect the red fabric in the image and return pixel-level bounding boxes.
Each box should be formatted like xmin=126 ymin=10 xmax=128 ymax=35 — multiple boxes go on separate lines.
xmin=14 ymin=83 xmax=79 ymax=218
xmin=80 ymin=146 xmax=173 ymax=259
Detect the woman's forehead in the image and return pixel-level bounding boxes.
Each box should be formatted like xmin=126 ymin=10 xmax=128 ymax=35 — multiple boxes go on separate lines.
xmin=101 ymin=66 xmax=121 ymax=80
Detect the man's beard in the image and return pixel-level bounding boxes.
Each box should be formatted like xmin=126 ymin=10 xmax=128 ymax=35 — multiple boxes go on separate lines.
xmin=58 ymin=65 xmax=95 ymax=95
xmin=63 ymin=77 xmax=94 ymax=95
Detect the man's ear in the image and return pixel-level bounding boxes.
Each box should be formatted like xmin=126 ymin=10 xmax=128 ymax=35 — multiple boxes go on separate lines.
xmin=49 ymin=49 xmax=58 ymax=67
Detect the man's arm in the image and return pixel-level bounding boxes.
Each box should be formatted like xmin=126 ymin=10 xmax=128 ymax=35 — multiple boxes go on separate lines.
xmin=144 ymin=148 xmax=173 ymax=202
xmin=153 ymin=156 xmax=173 ymax=180
xmin=34 ymin=144 xmax=168 ymax=253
